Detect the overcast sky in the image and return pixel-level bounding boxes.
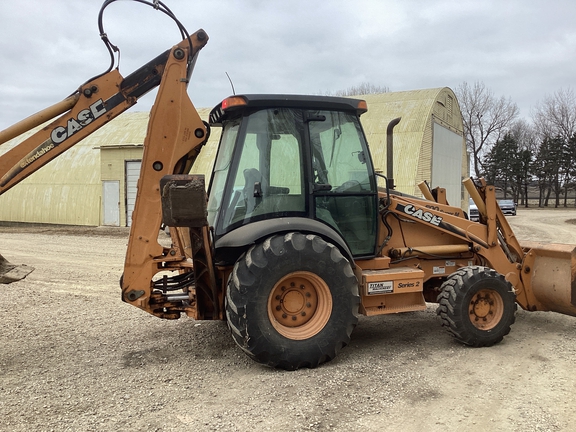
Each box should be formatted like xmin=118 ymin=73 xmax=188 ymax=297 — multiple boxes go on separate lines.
xmin=1 ymin=0 xmax=575 ymax=132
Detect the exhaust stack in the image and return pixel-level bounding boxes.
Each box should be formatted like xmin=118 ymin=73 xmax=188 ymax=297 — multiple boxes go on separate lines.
xmin=386 ymin=117 xmax=401 ymax=190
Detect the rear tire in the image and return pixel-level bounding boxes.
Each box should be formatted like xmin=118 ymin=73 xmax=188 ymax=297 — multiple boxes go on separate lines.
xmin=436 ymin=266 xmax=516 ymax=347
xmin=225 ymin=232 xmax=359 ymax=370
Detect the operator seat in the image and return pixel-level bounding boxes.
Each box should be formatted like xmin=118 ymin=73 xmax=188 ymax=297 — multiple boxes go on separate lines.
xmin=243 ymin=168 xmax=268 ymax=215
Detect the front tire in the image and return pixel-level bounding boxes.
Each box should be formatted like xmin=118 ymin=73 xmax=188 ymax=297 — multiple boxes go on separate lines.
xmin=225 ymin=232 xmax=359 ymax=370
xmin=436 ymin=266 xmax=517 ymax=347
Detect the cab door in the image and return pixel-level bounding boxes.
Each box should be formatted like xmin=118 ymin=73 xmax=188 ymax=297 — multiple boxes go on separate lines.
xmin=307 ymin=110 xmax=378 ymax=257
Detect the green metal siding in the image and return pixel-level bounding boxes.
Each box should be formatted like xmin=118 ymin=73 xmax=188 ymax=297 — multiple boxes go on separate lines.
xmin=0 ymin=89 xmax=467 ymax=225
xmin=0 ymin=128 xmax=101 ymax=225
xmin=361 ymin=88 xmax=466 ymax=208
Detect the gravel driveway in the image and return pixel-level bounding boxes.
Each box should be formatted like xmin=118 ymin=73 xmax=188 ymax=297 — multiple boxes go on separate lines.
xmin=1 ymin=209 xmax=575 ymax=431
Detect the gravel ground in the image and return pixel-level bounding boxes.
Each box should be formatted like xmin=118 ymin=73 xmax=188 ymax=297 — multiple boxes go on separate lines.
xmin=1 ymin=209 xmax=576 ymax=431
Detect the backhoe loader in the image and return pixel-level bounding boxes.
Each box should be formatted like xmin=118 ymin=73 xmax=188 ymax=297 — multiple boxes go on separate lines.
xmin=1 ymin=0 xmax=576 ymax=370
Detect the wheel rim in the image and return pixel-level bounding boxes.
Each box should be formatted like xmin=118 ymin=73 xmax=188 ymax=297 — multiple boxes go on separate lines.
xmin=268 ymin=271 xmax=333 ymax=340
xmin=469 ymin=288 xmax=504 ymax=330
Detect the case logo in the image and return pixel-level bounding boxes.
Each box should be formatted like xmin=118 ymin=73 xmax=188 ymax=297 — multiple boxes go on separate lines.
xmin=398 ymin=203 xmax=443 ymax=226
xmin=50 ymin=99 xmax=106 ymax=144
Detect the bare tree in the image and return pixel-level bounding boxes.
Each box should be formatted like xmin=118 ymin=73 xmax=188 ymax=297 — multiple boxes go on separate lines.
xmin=330 ymin=82 xmax=389 ymax=97
xmin=532 ymin=88 xmax=576 ymax=142
xmin=456 ymin=81 xmax=519 ymax=176
xmin=532 ymin=88 xmax=576 ymax=207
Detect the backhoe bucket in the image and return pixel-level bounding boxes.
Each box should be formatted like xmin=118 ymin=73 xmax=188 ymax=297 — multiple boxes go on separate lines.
xmin=521 ymin=242 xmax=576 ymax=317
xmin=0 ymin=254 xmax=34 ymax=284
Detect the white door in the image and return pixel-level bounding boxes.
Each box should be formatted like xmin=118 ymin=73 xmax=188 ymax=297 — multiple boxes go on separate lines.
xmin=125 ymin=160 xmax=142 ymax=227
xmin=102 ymin=181 xmax=120 ymax=226
xmin=432 ymin=123 xmax=464 ymax=207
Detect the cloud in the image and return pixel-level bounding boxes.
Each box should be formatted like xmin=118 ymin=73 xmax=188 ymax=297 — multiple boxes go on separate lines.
xmin=1 ymin=0 xmax=576 ymax=131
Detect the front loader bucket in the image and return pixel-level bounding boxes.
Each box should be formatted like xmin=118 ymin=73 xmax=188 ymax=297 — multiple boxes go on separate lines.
xmin=521 ymin=242 xmax=576 ymax=317
xmin=0 ymin=254 xmax=34 ymax=284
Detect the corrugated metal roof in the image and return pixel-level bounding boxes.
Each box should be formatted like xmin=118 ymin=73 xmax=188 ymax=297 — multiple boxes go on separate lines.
xmin=359 ymin=87 xmax=464 ymax=196
xmin=0 ymin=120 xmax=102 ymax=225
xmin=0 ymin=108 xmax=221 ymax=225
xmin=93 ymin=111 xmax=149 ymax=147
xmin=0 ymin=89 xmax=464 ymax=225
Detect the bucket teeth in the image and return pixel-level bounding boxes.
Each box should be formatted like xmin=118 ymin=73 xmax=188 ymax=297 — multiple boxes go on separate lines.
xmin=0 ymin=254 xmax=34 ymax=284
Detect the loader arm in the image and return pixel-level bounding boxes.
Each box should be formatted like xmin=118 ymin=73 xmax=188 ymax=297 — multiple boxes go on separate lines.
xmin=381 ymin=182 xmax=524 ymax=300
xmin=404 ymin=176 xmax=576 ymax=318
xmin=387 ymin=192 xmax=519 ymax=279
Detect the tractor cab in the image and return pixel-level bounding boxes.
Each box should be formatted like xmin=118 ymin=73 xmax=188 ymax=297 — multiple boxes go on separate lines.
xmin=207 ymin=95 xmax=379 ymax=262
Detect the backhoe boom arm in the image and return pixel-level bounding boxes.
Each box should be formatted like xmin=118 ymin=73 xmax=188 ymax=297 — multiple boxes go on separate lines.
xmin=0 ymin=31 xmax=207 ymax=194
xmin=0 ymin=30 xmax=210 ymax=292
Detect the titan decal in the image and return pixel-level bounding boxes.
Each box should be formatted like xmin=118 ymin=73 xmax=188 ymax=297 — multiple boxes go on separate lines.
xmin=367 ymin=281 xmax=393 ymax=294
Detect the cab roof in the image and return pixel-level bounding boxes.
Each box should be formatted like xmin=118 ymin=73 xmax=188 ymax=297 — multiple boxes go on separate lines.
xmin=209 ymin=94 xmax=367 ymax=126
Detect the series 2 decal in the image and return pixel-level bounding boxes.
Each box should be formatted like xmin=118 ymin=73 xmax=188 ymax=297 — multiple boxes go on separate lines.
xmin=367 ymin=280 xmax=421 ymax=294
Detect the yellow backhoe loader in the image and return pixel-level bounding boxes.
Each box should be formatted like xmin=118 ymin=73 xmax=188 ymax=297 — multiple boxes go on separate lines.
xmin=1 ymin=0 xmax=575 ymax=370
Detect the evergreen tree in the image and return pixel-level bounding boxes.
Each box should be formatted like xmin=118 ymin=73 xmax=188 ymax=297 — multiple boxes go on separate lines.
xmin=532 ymin=136 xmax=564 ymax=207
xmin=482 ymin=133 xmax=520 ymax=198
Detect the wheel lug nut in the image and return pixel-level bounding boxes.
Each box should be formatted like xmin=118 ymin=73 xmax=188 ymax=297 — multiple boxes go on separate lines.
xmin=281 ymin=286 xmax=285 ymax=291
xmin=282 ymin=313 xmax=287 ymax=319
xmin=306 ymin=302 xmax=311 ymax=308
xmin=275 ymin=295 xmax=281 ymax=300
xmin=276 ymin=306 xmax=281 ymax=311
xmin=301 ymin=312 xmax=306 ymax=316
xmin=305 ymin=292 xmax=311 ymax=297
xmin=300 ymin=285 xmax=305 ymax=289
xmin=290 ymin=282 xmax=295 ymax=287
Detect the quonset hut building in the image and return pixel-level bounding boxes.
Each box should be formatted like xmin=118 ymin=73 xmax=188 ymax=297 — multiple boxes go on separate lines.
xmin=0 ymin=88 xmax=467 ymax=226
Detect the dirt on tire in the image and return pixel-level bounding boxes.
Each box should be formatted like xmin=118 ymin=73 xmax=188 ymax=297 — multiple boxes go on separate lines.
xmin=1 ymin=209 xmax=576 ymax=431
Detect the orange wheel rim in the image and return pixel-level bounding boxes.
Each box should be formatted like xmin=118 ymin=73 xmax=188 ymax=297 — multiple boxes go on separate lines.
xmin=267 ymin=271 xmax=332 ymax=340
xmin=468 ymin=288 xmax=504 ymax=330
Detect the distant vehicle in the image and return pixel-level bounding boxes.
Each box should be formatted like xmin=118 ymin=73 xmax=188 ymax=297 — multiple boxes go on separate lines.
xmin=498 ymin=199 xmax=517 ymax=216
xmin=469 ymin=199 xmax=479 ymax=221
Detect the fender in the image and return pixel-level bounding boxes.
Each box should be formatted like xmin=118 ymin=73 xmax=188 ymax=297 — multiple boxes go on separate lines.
xmin=214 ymin=217 xmax=355 ymax=266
